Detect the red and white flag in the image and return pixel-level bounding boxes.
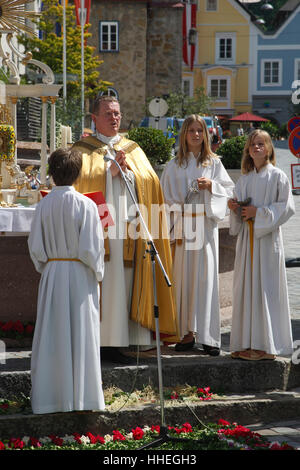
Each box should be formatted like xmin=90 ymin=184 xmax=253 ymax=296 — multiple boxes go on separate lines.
xmin=182 ymin=2 xmax=197 ymax=71
xmin=74 ymin=0 xmax=91 ymax=26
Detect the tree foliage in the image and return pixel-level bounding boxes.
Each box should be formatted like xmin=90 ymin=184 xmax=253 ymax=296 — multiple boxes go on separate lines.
xmin=244 ymin=0 xmax=288 ymax=32
xmin=18 ymin=0 xmax=110 ymax=99
xmin=146 ymin=87 xmax=212 ymax=119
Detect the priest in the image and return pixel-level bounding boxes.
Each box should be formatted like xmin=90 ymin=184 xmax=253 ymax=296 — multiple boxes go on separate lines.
xmin=72 ymin=96 xmax=178 ymax=363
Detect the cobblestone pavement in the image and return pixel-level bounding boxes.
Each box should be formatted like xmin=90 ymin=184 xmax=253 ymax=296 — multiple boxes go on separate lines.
xmin=276 ymin=141 xmax=300 ymax=321
xmin=244 ymin=142 xmax=300 ymax=450
xmin=247 ymin=419 xmax=300 ymax=449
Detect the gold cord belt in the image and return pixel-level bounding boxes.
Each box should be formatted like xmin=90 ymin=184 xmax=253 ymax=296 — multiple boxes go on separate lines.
xmin=182 ymin=211 xmax=206 ymax=217
xmin=47 ymin=258 xmax=82 ymax=263
xmin=247 ymin=219 xmax=254 ymax=268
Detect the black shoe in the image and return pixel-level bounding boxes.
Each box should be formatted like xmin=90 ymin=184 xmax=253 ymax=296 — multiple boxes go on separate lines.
xmin=174 ymin=337 xmax=195 ymax=352
xmin=203 ymin=344 xmax=220 ymax=356
xmin=100 ymin=347 xmax=136 ymax=365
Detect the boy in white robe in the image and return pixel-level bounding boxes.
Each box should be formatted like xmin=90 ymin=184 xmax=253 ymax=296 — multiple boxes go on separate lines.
xmin=28 ymin=148 xmax=105 ymax=414
xmin=228 ymin=130 xmax=295 ymax=361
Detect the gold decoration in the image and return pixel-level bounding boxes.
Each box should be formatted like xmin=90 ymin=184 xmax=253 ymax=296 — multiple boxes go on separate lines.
xmin=0 ymin=0 xmax=39 ymax=35
xmin=0 ymin=124 xmax=15 ymax=161
xmin=0 ymin=103 xmax=12 ymax=125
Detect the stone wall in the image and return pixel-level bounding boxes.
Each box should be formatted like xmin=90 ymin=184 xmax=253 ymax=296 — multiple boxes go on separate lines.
xmin=88 ymin=0 xmax=183 ymax=129
xmin=146 ymin=1 xmax=183 ymax=100
xmin=0 ymin=227 xmax=236 ymax=323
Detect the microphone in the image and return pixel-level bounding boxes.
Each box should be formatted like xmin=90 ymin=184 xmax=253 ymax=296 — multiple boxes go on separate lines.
xmin=104 ymin=152 xmax=171 ymax=287
xmin=103 ymin=154 xmax=114 ymax=163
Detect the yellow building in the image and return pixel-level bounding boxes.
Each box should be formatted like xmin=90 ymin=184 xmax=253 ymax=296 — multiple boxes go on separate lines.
xmin=183 ymin=0 xmax=255 ymax=120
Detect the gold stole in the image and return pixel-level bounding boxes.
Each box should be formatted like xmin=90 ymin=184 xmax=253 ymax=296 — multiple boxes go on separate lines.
xmin=72 ymin=136 xmax=179 ymax=340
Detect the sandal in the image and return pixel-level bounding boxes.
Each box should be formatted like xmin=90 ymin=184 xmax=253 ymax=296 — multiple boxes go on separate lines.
xmin=231 ymin=351 xmax=241 ymax=359
xmin=239 ymin=349 xmax=275 ymax=361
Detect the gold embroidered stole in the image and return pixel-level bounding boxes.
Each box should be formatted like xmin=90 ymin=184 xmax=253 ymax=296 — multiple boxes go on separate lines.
xmin=72 ymin=136 xmax=179 ymax=340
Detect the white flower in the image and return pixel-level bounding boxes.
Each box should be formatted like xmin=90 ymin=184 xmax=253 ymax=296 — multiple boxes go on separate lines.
xmin=62 ymin=435 xmax=77 ymax=444
xmin=80 ymin=435 xmax=90 ymax=446
xmin=39 ymin=437 xmax=52 ymax=444
xmin=104 ymin=434 xmax=113 ymax=443
xmin=22 ymin=436 xmax=30 ymax=445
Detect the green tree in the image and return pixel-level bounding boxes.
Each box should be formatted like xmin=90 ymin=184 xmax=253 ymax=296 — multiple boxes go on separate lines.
xmin=18 ymin=0 xmax=111 ymax=139
xmin=146 ymin=87 xmax=212 ymax=118
xmin=244 ymin=0 xmax=288 ymax=32
xmin=18 ymin=0 xmax=110 ymax=99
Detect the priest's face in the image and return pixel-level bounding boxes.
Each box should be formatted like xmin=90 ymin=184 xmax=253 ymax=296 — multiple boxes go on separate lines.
xmin=92 ymin=101 xmax=122 ymax=137
xmin=186 ymin=121 xmax=204 ymax=154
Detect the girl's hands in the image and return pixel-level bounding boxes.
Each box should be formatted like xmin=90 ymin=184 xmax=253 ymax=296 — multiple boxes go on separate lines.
xmin=228 ymin=199 xmax=257 ymax=220
xmin=228 ymin=198 xmax=239 ymax=213
xmin=241 ymin=205 xmax=257 ymax=221
xmin=197 ymin=177 xmax=212 ymax=193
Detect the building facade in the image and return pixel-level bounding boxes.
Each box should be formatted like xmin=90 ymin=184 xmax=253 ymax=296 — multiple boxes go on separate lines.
xmin=88 ymin=0 xmax=183 ymax=128
xmin=252 ymin=3 xmax=300 ymax=125
xmin=182 ymin=0 xmax=255 ymax=119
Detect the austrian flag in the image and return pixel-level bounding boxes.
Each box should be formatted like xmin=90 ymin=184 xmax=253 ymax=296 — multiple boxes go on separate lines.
xmin=182 ymin=2 xmax=197 ymax=71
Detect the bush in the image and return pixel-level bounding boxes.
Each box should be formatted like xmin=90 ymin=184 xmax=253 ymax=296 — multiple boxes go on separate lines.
xmin=216 ymin=136 xmax=247 ymax=169
xmin=279 ymin=122 xmax=288 ymax=139
xmin=127 ymin=127 xmax=175 ymax=166
xmin=260 ymin=122 xmax=280 ymax=139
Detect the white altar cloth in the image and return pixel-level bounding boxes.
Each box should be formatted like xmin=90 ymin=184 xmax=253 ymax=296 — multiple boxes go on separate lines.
xmin=0 ymin=206 xmax=36 ymax=233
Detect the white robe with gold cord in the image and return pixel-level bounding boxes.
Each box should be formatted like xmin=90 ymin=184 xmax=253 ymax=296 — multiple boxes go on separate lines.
xmin=161 ymin=154 xmax=234 ymax=347
xmin=229 ymin=164 xmax=295 ymax=355
xmin=28 ymin=186 xmax=105 ymax=414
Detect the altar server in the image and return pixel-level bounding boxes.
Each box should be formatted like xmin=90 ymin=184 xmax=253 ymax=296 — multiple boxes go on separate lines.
xmin=161 ymin=115 xmax=234 ymax=355
xmin=28 ymin=148 xmax=105 ymax=414
xmin=228 ymin=129 xmax=295 ymax=360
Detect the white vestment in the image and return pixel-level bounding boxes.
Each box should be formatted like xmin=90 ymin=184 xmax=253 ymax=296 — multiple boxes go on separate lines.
xmin=28 ymin=186 xmax=105 ymax=414
xmin=98 ymin=133 xmax=151 ymax=347
xmin=161 ymin=154 xmax=234 ymax=347
xmin=229 ymin=164 xmax=295 ymax=355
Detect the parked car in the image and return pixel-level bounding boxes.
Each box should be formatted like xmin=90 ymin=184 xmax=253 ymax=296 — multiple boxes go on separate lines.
xmin=139 ymin=116 xmax=184 ymax=150
xmin=202 ymin=116 xmax=223 ymax=141
xmin=139 ymin=115 xmax=222 ymax=152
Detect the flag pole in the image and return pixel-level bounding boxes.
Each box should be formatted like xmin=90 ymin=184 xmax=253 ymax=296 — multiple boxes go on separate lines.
xmin=62 ymin=0 xmax=67 ymax=107
xmin=80 ymin=0 xmax=85 ymax=135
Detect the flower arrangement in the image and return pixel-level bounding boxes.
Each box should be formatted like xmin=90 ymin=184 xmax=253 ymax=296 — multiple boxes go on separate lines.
xmin=0 ymin=420 xmax=296 ymax=450
xmin=164 ymin=385 xmax=214 ymax=402
xmin=0 ymin=320 xmax=34 ymax=339
xmin=0 ymin=125 xmax=16 ymax=162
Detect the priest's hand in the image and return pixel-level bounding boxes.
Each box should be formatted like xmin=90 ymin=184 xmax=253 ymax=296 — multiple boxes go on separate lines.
xmin=197 ymin=177 xmax=212 ymax=193
xmin=241 ymin=205 xmax=257 ymax=221
xmin=110 ymin=150 xmax=128 ymax=177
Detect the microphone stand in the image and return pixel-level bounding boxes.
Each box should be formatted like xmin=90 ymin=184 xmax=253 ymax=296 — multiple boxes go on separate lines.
xmin=105 ymin=155 xmax=205 ymax=450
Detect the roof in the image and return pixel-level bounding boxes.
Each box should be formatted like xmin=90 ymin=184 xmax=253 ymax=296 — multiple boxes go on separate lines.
xmin=279 ymin=0 xmax=300 ymax=12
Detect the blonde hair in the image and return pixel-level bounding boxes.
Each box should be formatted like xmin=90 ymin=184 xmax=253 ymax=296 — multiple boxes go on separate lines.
xmin=176 ymin=114 xmax=218 ymax=167
xmin=241 ymin=129 xmax=276 ymax=174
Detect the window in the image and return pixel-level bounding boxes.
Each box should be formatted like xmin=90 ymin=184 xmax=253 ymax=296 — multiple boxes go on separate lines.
xmin=261 ymin=59 xmax=282 ymax=86
xmin=99 ymin=21 xmax=119 ymax=52
xmin=215 ymin=33 xmax=236 ymax=64
xmin=209 ymin=79 xmax=228 ymax=99
xmin=206 ymin=0 xmax=217 ymax=11
xmin=219 ymin=38 xmax=232 ymax=60
xmin=182 ymin=77 xmax=193 ymax=97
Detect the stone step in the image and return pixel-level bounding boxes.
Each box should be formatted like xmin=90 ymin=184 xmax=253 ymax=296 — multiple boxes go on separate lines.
xmin=1 ymin=388 xmax=300 ymax=440
xmin=1 ymin=348 xmax=300 ymax=399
